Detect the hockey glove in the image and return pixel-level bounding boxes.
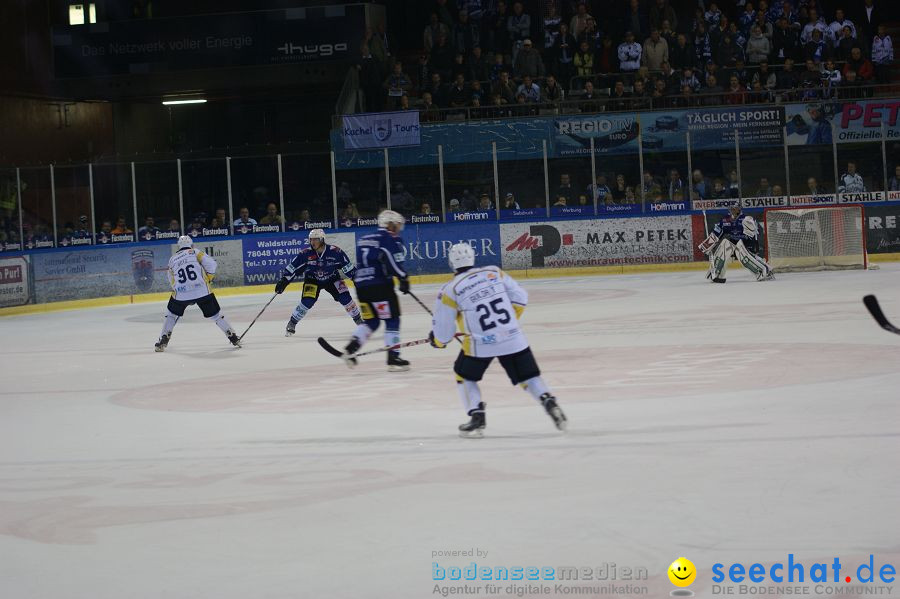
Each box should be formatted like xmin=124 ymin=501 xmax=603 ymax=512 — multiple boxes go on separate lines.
xmin=398 ymin=277 xmax=410 ymax=295
xmin=204 ymin=272 xmax=215 ymax=284
xmin=274 ymin=277 xmax=290 ymax=294
xmin=428 ymin=331 xmax=446 ymax=349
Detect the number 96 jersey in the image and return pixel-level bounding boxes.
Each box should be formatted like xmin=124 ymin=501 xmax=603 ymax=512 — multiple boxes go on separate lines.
xmin=168 ymin=248 xmax=217 ymax=301
xmin=432 ymin=265 xmax=529 ymax=358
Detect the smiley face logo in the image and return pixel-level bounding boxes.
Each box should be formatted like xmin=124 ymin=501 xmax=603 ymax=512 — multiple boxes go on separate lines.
xmin=668 ymin=557 xmax=697 ymax=587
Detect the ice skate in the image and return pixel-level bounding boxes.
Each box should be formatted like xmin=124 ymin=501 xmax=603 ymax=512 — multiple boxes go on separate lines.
xmin=154 ymin=333 xmax=170 ymax=352
xmin=459 ymin=403 xmax=486 ymax=438
xmin=540 ymin=393 xmax=567 ymax=431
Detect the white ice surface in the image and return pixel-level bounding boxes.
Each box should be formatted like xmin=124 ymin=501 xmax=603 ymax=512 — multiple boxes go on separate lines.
xmin=1 ymin=266 xmax=899 ymax=599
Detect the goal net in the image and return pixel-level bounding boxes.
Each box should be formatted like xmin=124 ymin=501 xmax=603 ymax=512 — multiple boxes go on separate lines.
xmin=764 ymin=205 xmax=867 ymax=272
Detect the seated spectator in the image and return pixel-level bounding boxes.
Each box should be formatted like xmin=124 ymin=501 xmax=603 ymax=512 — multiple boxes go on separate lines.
xmin=641 ymin=172 xmax=662 ymax=200
xmin=580 ymin=81 xmax=602 ymax=113
xmin=450 ymin=53 xmax=467 ymax=81
xmin=485 ymin=93 xmax=511 ymax=118
xmin=800 ymin=59 xmax=822 ymax=88
xmin=724 ymin=75 xmax=747 ymax=104
xmin=703 ymin=74 xmax=723 ymax=105
xmin=516 ymin=75 xmax=541 ymax=102
xmin=167 ymin=219 xmax=181 ymax=233
xmin=298 ymin=209 xmax=311 ymax=223
xmin=807 ymin=176 xmax=826 ymax=194
xmin=873 ymin=25 xmax=894 ymax=84
xmin=888 ymin=166 xmax=900 ymax=191
xmin=643 ymin=29 xmax=669 ymax=71
xmin=676 ymin=84 xmax=697 ymax=106
xmin=712 ymin=178 xmax=730 ymax=198
xmin=577 ymin=194 xmax=590 ymax=208
xmin=611 ymin=174 xmax=628 ymax=203
xmin=631 ymin=79 xmax=650 ymax=109
xmin=420 ymin=92 xmax=442 ymax=122
xmin=691 ymin=169 xmax=711 ymax=199
xmin=542 ymin=74 xmax=564 ymax=102
xmin=756 ymin=177 xmax=773 ymax=197
xmin=624 ymin=187 xmax=637 ymax=203
xmin=574 ymin=40 xmax=594 ymax=77
xmin=138 ymin=216 xmax=159 ymax=238
xmin=680 ymin=67 xmax=701 ymax=92
xmin=728 ymin=169 xmax=741 ymax=197
xmin=448 ymin=73 xmax=469 ymax=108
xmin=491 ymin=70 xmax=516 ymax=104
xmin=397 ymin=95 xmax=412 ymax=111
xmin=618 ymin=31 xmax=643 ymax=73
xmin=556 ymin=173 xmax=574 ymax=200
xmin=775 ymin=57 xmax=799 ymax=91
xmin=591 ymin=175 xmax=612 ymax=204
xmin=72 ymin=215 xmax=91 ymax=238
xmin=512 ymin=93 xmax=535 ymax=116
xmin=838 ymin=70 xmax=865 ymax=99
xmin=233 ymin=207 xmax=257 ymax=226
xmin=552 ymin=195 xmax=567 ymax=207
xmin=666 ymin=169 xmax=684 ymax=201
xmin=448 ymin=198 xmax=461 ymax=212
xmin=503 ymin=192 xmax=520 ymax=209
xmin=746 ymin=25 xmax=771 ymax=63
xmin=470 ymin=80 xmax=485 ymax=104
xmin=425 ymin=72 xmax=449 ymax=107
xmin=391 ymin=183 xmax=415 ymax=213
xmin=514 ymin=38 xmax=545 ymax=78
xmin=753 ymin=60 xmax=777 ymax=90
xmin=420 ymin=202 xmax=434 ymax=215
xmin=383 ymin=62 xmax=412 ymax=109
xmin=772 ymin=184 xmax=784 ymax=196
xmin=609 ymin=80 xmax=631 ymax=111
xmin=111 ymin=217 xmax=132 ymax=235
xmin=843 ymin=47 xmax=874 ymax=81
xmin=259 ymin=203 xmax=285 ymax=226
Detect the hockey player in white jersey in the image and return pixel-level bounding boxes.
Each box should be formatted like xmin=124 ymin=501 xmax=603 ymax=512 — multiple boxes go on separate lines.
xmin=429 ymin=243 xmax=566 ymax=438
xmin=154 ymin=235 xmax=241 ymax=351
xmin=699 ymin=204 xmax=774 ymax=283
xmin=838 ymin=161 xmax=866 ymax=193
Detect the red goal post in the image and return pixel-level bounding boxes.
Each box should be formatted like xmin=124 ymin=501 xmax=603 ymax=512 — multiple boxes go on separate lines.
xmin=763 ymin=205 xmax=867 ymax=272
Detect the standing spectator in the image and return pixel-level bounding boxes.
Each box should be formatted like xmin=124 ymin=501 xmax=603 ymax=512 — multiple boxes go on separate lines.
xmin=618 ymin=31 xmax=642 ymax=74
xmin=872 ymin=25 xmax=894 ymax=84
xmin=666 ymin=169 xmax=684 ymax=201
xmin=414 ymin=54 xmax=432 ymax=94
xmin=357 ymin=44 xmax=384 ymax=112
xmin=542 ymin=74 xmax=565 ymax=102
xmin=596 ymin=37 xmax=616 ymax=74
xmin=844 ymin=47 xmax=874 ymax=81
xmin=773 ymin=16 xmax=800 ymax=62
xmin=431 ymin=34 xmax=455 ymax=80
xmin=570 ymin=3 xmax=592 ymax=39
xmin=552 ymin=23 xmax=577 ymax=83
xmin=507 ymin=2 xmax=531 ymax=62
xmin=709 ymin=14 xmax=730 ymax=48
xmin=728 ymin=170 xmax=740 ymax=198
xmin=855 ymin=0 xmax=880 ymax=54
xmin=517 ymin=75 xmax=541 ymax=102
xmin=660 ymin=20 xmax=677 ymax=48
xmin=448 ymin=73 xmax=469 ymax=108
xmin=691 ymin=170 xmax=711 ymax=199
xmin=716 ymin=34 xmax=743 ymax=66
xmin=641 ymin=172 xmax=662 ymax=201
xmin=543 ymin=3 xmax=562 ymax=50
xmin=420 ymin=92 xmax=442 ymax=122
xmin=746 ymin=25 xmax=771 ymax=63
xmin=591 ymin=175 xmax=611 ymax=204
xmin=650 ymin=0 xmax=678 ymax=32
xmin=828 ymin=9 xmax=856 ymax=41
xmin=838 ymin=161 xmax=866 ymax=193
xmin=611 ymin=174 xmax=628 ymax=203
xmin=490 ymin=52 xmax=506 ymax=82
xmin=835 ymin=26 xmax=858 ymax=62
xmin=487 ymin=0 xmax=511 ymax=57
xmin=424 ymin=13 xmax=450 ymax=52
xmin=642 ymin=29 xmax=669 ymax=71
xmin=694 ymin=23 xmax=712 ymax=65
xmin=453 ymin=10 xmax=480 ymax=54
xmin=556 ymin=173 xmax=574 ymax=201
xmin=888 ymin=165 xmax=900 ymax=191
xmin=435 ymin=0 xmax=455 ymax=30
xmin=622 ymin=0 xmax=648 ymax=43
xmin=800 ymin=9 xmax=827 ymax=45
xmin=755 ymin=11 xmax=774 ymax=42
xmin=383 ymin=62 xmax=412 ymax=109
xmin=705 ymin=2 xmax=723 ymax=29
xmin=804 ymin=28 xmax=828 ymax=63
xmin=514 ymin=39 xmax=546 ymax=78
xmin=739 ymin=2 xmax=757 ymax=37
xmin=670 ymin=33 xmax=695 ymax=71
xmin=574 ymin=40 xmax=595 ymax=77
xmin=467 ymin=46 xmax=491 ymax=82
xmin=426 ymin=72 xmax=449 ymax=107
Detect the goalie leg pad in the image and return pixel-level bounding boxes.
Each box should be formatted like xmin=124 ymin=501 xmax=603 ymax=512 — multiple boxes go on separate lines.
xmin=711 ymin=239 xmax=735 ymax=281
xmin=734 ymin=239 xmax=770 ymax=277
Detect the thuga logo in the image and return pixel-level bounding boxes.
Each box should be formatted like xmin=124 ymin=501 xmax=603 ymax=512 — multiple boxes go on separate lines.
xmin=276 ymin=42 xmax=348 ymax=57
xmin=505 ymin=225 xmax=573 ymax=267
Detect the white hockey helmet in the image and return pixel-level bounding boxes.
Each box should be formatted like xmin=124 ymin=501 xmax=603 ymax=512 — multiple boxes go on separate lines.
xmin=308 ymin=228 xmax=326 ymax=243
xmin=448 ymin=242 xmax=476 ymax=271
xmin=177 ymin=235 xmax=193 ymax=249
xmin=377 ymin=209 xmax=405 ymax=231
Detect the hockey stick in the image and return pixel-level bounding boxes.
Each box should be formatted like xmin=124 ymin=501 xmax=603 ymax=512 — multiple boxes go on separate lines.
xmin=238 ymin=293 xmax=278 ymax=341
xmin=406 ymin=289 xmax=464 ymax=345
xmin=317 ymin=333 xmax=465 ymax=359
xmin=863 ymin=295 xmax=900 ymax=335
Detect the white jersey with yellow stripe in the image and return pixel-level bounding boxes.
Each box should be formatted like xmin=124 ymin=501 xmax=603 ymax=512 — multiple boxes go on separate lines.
xmin=168 ymin=248 xmax=217 ymax=301
xmin=432 ymin=265 xmax=529 ymax=358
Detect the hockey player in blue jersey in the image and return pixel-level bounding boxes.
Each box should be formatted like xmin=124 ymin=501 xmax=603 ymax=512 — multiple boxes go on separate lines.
xmin=273 ymin=229 xmax=363 ymax=336
xmin=699 ymin=204 xmax=774 ymax=283
xmin=341 ymin=210 xmax=411 ymax=372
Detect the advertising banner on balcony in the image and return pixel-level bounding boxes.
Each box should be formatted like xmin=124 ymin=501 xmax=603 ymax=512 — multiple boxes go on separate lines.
xmin=551 ymin=114 xmax=639 ymax=157
xmin=52 ymin=6 xmax=365 ymax=78
xmin=784 ymin=99 xmax=900 ymax=145
xmin=641 ymin=106 xmax=785 ymax=151
xmin=500 ymin=217 xmax=695 ymax=269
xmin=341 ymin=111 xmax=422 ymax=151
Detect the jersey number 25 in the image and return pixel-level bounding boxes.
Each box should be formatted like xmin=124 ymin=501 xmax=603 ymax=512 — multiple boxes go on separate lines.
xmin=476 ymin=298 xmax=511 ymax=331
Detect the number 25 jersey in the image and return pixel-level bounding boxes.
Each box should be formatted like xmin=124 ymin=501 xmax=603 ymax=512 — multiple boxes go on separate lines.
xmin=432 ymin=265 xmax=529 ymax=358
xmin=168 ymin=248 xmax=217 ymax=301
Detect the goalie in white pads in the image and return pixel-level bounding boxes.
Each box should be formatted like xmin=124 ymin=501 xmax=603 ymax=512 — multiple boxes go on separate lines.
xmin=429 ymin=243 xmax=567 ymax=438
xmin=155 ymin=235 xmax=241 ymax=351
xmin=699 ymin=205 xmax=774 ymax=283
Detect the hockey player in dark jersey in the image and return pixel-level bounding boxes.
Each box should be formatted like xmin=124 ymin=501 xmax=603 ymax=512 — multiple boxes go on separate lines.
xmin=698 ymin=204 xmax=774 ymax=283
xmin=273 ymin=229 xmax=363 ymax=336
xmin=341 ymin=210 xmax=411 ymax=372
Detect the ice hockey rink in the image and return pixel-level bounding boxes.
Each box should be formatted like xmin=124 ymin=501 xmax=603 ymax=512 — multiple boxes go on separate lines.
xmin=2 ymin=266 xmax=899 ymax=599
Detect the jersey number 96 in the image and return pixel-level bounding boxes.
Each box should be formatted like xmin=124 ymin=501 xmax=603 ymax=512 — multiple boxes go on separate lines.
xmin=476 ymin=298 xmax=511 ymax=331
xmin=177 ymin=264 xmax=199 ymax=284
